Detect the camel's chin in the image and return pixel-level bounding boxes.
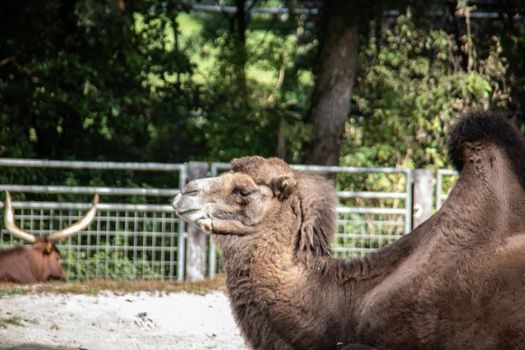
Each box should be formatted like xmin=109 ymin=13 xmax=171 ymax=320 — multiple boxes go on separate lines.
xmin=179 ymin=212 xmax=211 ymax=227
xmin=176 ymin=208 xmax=200 ymax=219
xmin=195 ymin=218 xmax=213 ymax=232
xmin=173 ymin=204 xmax=216 ymax=232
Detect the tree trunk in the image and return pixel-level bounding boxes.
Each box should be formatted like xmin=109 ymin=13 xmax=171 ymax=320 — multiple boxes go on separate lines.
xmin=305 ymin=0 xmax=359 ymax=165
xmin=231 ymin=0 xmax=249 ymax=102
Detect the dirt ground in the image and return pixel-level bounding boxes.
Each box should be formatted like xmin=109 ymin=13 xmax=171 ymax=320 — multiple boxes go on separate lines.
xmin=0 ymin=281 xmax=248 ymax=350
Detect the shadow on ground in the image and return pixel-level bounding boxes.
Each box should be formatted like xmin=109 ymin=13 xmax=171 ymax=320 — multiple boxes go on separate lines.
xmin=0 ymin=344 xmax=83 ymax=350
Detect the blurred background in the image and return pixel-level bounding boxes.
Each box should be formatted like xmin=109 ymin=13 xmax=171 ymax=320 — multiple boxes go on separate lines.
xmin=1 ymin=0 xmax=524 ymax=167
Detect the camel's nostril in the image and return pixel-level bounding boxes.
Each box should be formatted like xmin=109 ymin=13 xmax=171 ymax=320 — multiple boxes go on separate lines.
xmin=183 ymin=190 xmax=199 ymax=196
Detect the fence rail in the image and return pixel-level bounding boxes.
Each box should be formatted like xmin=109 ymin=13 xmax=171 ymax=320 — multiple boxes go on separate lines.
xmin=0 ymin=158 xmax=186 ymax=171
xmin=0 ymin=158 xmax=457 ymax=281
xmin=0 ymin=185 xmax=179 ymax=197
xmin=436 ymin=169 xmax=458 ymax=208
xmin=0 ymin=159 xmax=187 ymax=281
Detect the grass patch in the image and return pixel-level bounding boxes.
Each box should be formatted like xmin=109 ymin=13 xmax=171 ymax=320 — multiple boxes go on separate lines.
xmin=0 ymin=287 xmax=28 ymax=297
xmin=0 ymin=315 xmax=23 ymax=328
xmin=0 ymin=276 xmax=226 ymax=297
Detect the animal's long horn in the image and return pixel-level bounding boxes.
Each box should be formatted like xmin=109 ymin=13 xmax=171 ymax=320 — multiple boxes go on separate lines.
xmin=4 ymin=191 xmax=37 ymax=243
xmin=47 ymin=194 xmax=99 ymax=241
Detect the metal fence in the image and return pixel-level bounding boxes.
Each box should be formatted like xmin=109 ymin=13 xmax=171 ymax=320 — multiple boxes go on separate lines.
xmin=0 ymin=158 xmax=456 ymax=281
xmin=0 ymin=159 xmax=187 ymax=281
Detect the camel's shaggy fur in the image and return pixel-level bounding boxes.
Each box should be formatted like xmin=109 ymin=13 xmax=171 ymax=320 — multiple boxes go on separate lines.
xmin=172 ymin=111 xmax=525 ymax=350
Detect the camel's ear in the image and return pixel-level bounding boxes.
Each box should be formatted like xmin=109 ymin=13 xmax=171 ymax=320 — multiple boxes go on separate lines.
xmin=271 ymin=176 xmax=297 ymax=200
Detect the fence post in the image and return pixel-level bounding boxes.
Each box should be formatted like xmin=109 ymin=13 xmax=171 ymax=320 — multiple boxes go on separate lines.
xmin=413 ymin=169 xmax=434 ymax=229
xmin=185 ymin=162 xmax=208 ymax=281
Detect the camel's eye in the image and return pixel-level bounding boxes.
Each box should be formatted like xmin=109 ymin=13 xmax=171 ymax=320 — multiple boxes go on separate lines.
xmin=233 ymin=186 xmax=251 ymax=197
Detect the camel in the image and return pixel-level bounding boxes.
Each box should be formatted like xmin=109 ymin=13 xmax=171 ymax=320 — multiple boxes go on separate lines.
xmin=172 ymin=111 xmax=525 ymax=350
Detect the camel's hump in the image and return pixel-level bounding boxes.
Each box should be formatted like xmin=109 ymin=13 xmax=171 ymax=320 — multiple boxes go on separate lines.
xmin=447 ymin=111 xmax=525 ymax=175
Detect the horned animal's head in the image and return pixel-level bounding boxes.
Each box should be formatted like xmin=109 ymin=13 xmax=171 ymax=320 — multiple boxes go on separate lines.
xmin=3 ymin=192 xmax=99 ymax=280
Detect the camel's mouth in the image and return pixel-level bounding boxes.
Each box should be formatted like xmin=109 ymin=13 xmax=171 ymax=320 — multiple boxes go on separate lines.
xmin=175 ymin=208 xmax=200 ymax=217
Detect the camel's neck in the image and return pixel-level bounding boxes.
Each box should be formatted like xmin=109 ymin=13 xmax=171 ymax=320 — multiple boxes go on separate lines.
xmin=214 ymin=217 xmax=297 ymax=280
xmin=314 ymin=232 xmax=413 ymax=281
xmin=214 ymin=217 xmax=317 ymax=348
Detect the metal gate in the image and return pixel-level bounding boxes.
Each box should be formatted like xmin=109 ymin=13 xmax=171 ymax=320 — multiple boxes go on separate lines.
xmin=0 ymin=159 xmax=187 ymax=281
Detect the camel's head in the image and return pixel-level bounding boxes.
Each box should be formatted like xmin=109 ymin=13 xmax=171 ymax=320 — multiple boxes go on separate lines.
xmin=172 ymin=156 xmax=296 ymax=235
xmin=172 ymin=156 xmax=337 ymax=257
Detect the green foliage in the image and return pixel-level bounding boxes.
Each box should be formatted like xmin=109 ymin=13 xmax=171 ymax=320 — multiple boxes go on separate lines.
xmin=0 ymin=1 xmax=318 ymax=164
xmin=184 ymin=10 xmax=317 ymax=161
xmin=0 ymin=0 xmax=202 ymax=164
xmin=63 ymin=234 xmax=168 ymax=280
xmin=343 ymin=10 xmax=510 ymax=170
xmin=1 ymin=2 xmax=524 ymax=168
xmin=64 ymin=248 xmax=162 ymax=280
xmin=0 ymin=287 xmax=27 ymax=298
xmin=501 ymin=24 xmax=525 ymax=127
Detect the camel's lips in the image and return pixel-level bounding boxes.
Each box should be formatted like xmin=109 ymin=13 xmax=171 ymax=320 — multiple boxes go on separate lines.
xmin=171 ymin=193 xmax=202 ymax=218
xmin=175 ymin=208 xmax=200 ymax=217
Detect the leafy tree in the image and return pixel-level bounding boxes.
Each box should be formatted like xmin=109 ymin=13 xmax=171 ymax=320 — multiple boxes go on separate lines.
xmin=183 ymin=1 xmax=317 ymax=161
xmin=0 ymin=0 xmax=200 ymax=163
xmin=302 ymin=0 xmax=443 ymax=165
xmin=0 ymin=0 xmax=524 ymax=169
xmin=343 ymin=10 xmax=510 ymax=169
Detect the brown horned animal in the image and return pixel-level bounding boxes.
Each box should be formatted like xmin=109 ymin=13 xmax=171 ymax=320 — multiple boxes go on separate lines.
xmin=0 ymin=192 xmax=99 ymax=283
xmin=172 ymin=112 xmax=525 ymax=350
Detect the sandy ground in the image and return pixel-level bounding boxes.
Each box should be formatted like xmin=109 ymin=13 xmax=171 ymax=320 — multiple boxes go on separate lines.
xmin=0 ymin=291 xmax=248 ymax=350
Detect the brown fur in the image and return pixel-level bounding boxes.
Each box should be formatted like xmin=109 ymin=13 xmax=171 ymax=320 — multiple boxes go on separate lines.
xmin=173 ymin=112 xmax=525 ymax=349
xmin=0 ymin=238 xmax=65 ymax=283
